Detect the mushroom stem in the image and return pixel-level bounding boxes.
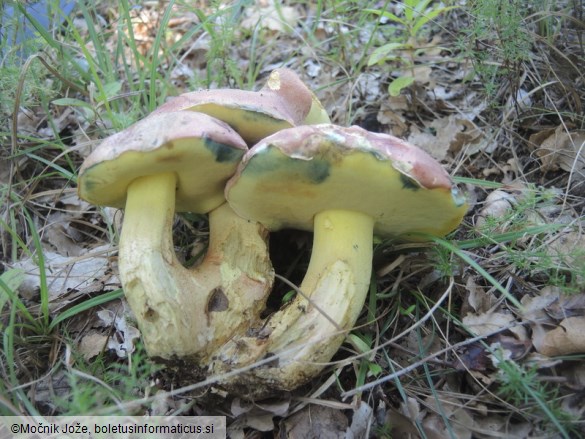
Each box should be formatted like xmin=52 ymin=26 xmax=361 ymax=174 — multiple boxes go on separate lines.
xmin=214 ymin=209 xmax=374 ymax=391
xmin=118 ymin=173 xmax=272 ymax=361
xmin=198 ymin=202 xmax=273 ymax=353
xmin=270 ymin=209 xmax=374 ymax=351
xmin=118 ymin=172 xmax=206 ymax=358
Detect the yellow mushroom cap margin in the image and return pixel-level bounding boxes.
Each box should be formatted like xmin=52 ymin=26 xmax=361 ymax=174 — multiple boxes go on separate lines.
xmin=225 ymin=124 xmax=468 ymax=240
xmin=152 ymin=68 xmax=313 ymax=145
xmin=78 ymin=111 xmax=247 ymax=213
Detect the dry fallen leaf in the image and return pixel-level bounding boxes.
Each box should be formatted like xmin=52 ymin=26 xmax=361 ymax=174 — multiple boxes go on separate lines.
xmin=474 ymin=189 xmax=518 ymax=228
xmin=462 ymin=312 xmax=516 ymax=337
xmin=529 ymin=126 xmax=585 ymax=180
xmin=473 ymin=415 xmax=533 ymax=439
xmin=355 ymin=72 xmax=383 ymax=103
xmin=407 ymin=115 xmax=484 ymax=161
xmin=31 ymin=370 xmax=71 ymax=412
xmin=346 ymin=401 xmax=373 ymax=438
xmin=464 ymin=276 xmax=498 ymax=314
xmin=241 ymin=2 xmax=299 ymax=33
xmin=533 ymin=317 xmax=585 ymax=357
xmin=544 ymin=292 xmax=585 ymax=320
xmin=281 ymin=404 xmax=348 ymax=439
xmin=78 ymin=332 xmax=108 ymax=360
xmin=96 ymin=307 xmax=140 ymax=358
xmin=489 ymin=334 xmax=532 ymax=362
xmin=454 ymin=342 xmax=491 ymax=372
xmin=561 ymin=361 xmax=585 ymax=390
xmin=377 ymin=98 xmax=409 ymax=137
xmin=384 ymin=409 xmax=420 ymax=438
xmin=12 ymin=245 xmax=118 ymax=301
xmin=229 ymin=396 xmax=290 ymax=435
xmin=520 ymin=287 xmax=560 ymax=323
xmin=422 ymin=396 xmax=474 ymax=439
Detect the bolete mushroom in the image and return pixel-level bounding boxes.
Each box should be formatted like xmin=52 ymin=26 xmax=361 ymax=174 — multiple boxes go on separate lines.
xmin=78 ymin=69 xmax=329 ymax=363
xmin=153 ymin=68 xmax=330 ymax=144
xmin=212 ymin=124 xmax=467 ymax=393
xmin=77 ymin=111 xmax=274 ymax=361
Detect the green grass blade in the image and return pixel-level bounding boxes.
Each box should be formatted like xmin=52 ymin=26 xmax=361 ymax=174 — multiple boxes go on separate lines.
xmin=22 ymin=209 xmax=50 ymax=328
xmin=428 ymin=235 xmax=524 ymax=309
xmin=456 ymin=224 xmax=567 ymax=250
xmin=25 ymin=153 xmax=76 ymax=181
xmin=49 ymin=289 xmax=124 ymax=331
xmin=452 ymin=176 xmax=504 ymax=188
xmin=148 ymin=0 xmax=176 ymax=112
xmin=16 ymin=3 xmax=90 ymax=81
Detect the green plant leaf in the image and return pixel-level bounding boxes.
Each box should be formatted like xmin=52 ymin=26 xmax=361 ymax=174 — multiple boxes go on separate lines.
xmin=367 ymin=42 xmax=407 ymax=66
xmin=281 ymin=290 xmax=296 ymax=304
xmin=404 ymin=0 xmax=418 ymax=21
xmin=363 ymin=8 xmax=406 ymax=26
xmin=368 ymin=362 xmax=383 ymax=377
xmin=52 ymin=97 xmax=97 ymax=121
xmin=426 ymin=235 xmax=524 ymax=310
xmin=102 ymin=81 xmax=123 ymax=101
xmin=400 ymin=304 xmax=416 ymax=315
xmin=49 ymin=289 xmax=124 ymax=331
xmin=412 ymin=6 xmax=457 ymax=36
xmin=0 ymin=269 xmax=25 ymax=314
xmin=452 ymin=176 xmax=504 ymax=188
xmin=411 ymin=0 xmax=434 ymax=15
xmin=52 ymin=97 xmax=92 ymax=108
xmin=388 ymin=75 xmax=415 ymax=96
xmin=348 ymin=333 xmax=371 ymax=354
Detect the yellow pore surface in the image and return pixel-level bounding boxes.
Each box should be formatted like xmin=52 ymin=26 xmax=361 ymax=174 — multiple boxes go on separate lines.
xmin=79 ymin=136 xmax=244 ymax=213
xmin=227 ymin=146 xmax=467 ymax=239
xmin=182 ymin=103 xmax=294 ymax=145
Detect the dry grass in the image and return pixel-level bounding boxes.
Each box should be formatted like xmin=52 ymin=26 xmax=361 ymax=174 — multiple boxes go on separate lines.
xmin=1 ymin=0 xmax=584 ymax=437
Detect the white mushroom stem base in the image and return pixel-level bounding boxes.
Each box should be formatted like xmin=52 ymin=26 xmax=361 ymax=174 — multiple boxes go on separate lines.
xmin=213 ymin=209 xmax=374 ymax=392
xmin=119 ymin=173 xmax=272 ymax=361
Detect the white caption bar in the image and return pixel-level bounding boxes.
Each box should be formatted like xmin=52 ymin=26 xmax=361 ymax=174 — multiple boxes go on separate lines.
xmin=0 ymin=416 xmax=226 ymax=438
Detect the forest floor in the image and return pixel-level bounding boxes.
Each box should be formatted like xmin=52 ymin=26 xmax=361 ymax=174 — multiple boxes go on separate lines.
xmin=1 ymin=1 xmax=584 ymax=437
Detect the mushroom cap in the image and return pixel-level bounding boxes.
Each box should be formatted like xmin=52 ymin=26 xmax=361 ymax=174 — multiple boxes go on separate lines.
xmin=78 ymin=111 xmax=247 ymax=213
xmin=152 ymin=69 xmax=313 ymax=144
xmin=226 ymin=124 xmax=467 ymax=239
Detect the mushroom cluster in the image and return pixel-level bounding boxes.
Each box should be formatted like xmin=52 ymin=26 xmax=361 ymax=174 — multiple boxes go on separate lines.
xmin=78 ymin=69 xmax=467 ymax=396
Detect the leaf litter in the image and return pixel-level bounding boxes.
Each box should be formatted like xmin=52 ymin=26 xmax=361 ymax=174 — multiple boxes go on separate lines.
xmin=1 ymin=0 xmax=585 ymax=436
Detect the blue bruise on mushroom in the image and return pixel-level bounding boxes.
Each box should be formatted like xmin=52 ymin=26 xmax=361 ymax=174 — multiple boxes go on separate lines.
xmin=451 ymin=187 xmax=467 ymax=207
xmin=224 ymin=111 xmax=283 ymax=139
xmin=240 ymin=108 xmax=281 ymax=124
xmin=80 ymin=177 xmax=97 ymax=194
xmin=204 ymin=137 xmax=245 ymax=163
xmin=302 ymin=159 xmax=330 ymax=183
xmin=400 ymin=173 xmax=421 ymax=191
xmin=245 ymin=146 xmax=330 ymax=183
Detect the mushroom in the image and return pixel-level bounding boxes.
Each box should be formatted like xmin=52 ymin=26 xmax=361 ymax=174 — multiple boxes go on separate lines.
xmin=153 ymin=68 xmax=330 ymax=144
xmin=212 ymin=124 xmax=468 ymax=393
xmin=77 ymin=111 xmax=274 ymax=361
xmin=78 ymin=69 xmax=330 ymax=362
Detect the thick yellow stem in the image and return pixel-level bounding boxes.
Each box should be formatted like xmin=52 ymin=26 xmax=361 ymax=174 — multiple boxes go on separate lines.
xmin=264 ymin=209 xmax=373 ymax=387
xmin=191 ymin=203 xmax=273 ymax=352
xmin=213 ymin=209 xmax=374 ymax=393
xmin=118 ymin=174 xmax=272 ymax=360
xmin=119 ymin=173 xmax=202 ymax=357
xmin=269 ymin=209 xmax=374 ymax=349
